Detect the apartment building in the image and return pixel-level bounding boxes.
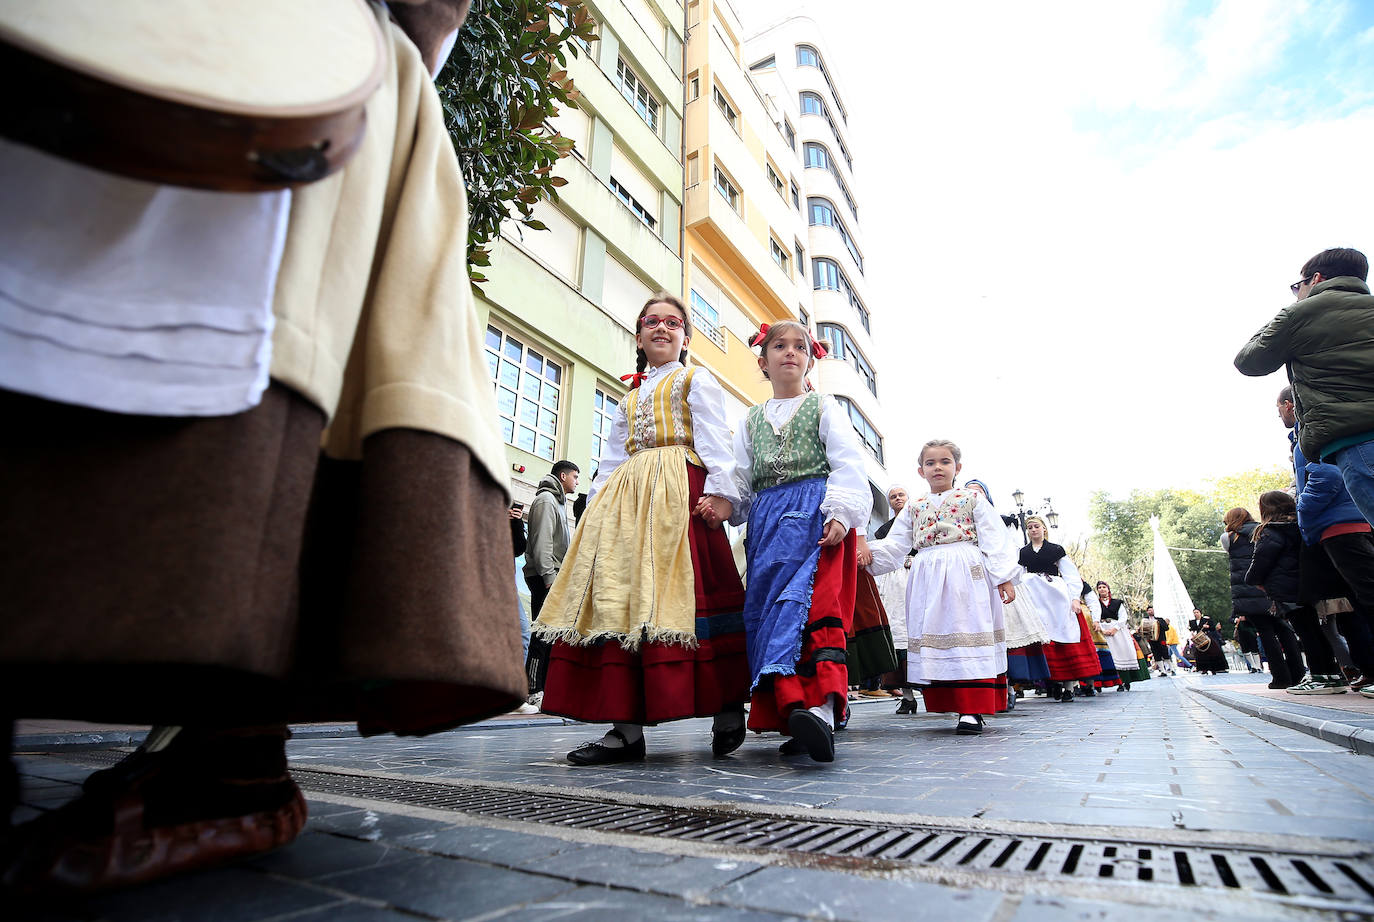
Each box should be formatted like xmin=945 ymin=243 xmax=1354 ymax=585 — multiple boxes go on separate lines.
xmin=683 ymin=3 xmax=891 ymax=518
xmin=475 ymin=0 xmax=686 ymax=503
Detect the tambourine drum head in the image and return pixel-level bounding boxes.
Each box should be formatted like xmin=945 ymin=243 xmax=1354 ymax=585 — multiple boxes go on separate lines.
xmin=0 ymin=0 xmax=387 ymax=189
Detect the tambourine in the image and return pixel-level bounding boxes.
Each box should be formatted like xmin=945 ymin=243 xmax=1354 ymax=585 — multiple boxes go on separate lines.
xmin=0 ymin=0 xmax=386 ymax=191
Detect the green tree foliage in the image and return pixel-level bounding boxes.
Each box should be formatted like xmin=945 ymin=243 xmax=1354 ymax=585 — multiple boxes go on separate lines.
xmin=1206 ymin=465 xmax=1293 ymax=519
xmin=436 ymin=0 xmax=597 ymax=285
xmin=1085 ymin=484 xmax=1238 ymax=637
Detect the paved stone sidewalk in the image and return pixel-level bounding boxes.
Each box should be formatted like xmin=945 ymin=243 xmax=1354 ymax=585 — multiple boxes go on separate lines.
xmin=11 ymin=675 xmax=1373 ymax=920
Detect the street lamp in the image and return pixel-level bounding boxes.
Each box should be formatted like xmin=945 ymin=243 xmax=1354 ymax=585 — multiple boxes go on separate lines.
xmin=1011 ymin=490 xmax=1058 ymax=542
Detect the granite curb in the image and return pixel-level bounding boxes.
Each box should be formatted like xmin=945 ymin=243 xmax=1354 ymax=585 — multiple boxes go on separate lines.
xmin=1191 ymin=685 xmax=1374 ymax=756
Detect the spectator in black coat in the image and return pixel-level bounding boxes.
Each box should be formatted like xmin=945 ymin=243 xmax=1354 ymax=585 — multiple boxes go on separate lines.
xmin=1247 ymin=492 xmax=1347 ymax=693
xmin=1225 ymin=506 xmax=1303 ymax=688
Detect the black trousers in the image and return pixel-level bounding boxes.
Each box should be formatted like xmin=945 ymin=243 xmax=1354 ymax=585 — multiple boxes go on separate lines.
xmin=1322 ymin=533 xmax=1374 ymax=676
xmin=1248 ymin=611 xmax=1305 ymax=686
xmin=1285 ymin=606 xmax=1338 ymax=674
xmin=524 ymin=573 xmax=551 ymax=619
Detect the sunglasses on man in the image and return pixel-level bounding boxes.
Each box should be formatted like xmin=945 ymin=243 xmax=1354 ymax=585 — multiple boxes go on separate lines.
xmin=1290 ymin=274 xmax=1315 ymax=296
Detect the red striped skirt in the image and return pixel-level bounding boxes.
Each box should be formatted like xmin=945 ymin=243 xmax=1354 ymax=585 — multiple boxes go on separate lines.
xmin=747 ymin=532 xmax=857 ymax=732
xmin=1043 ymin=611 xmax=1102 ymax=680
xmin=921 ymin=676 xmax=1009 ymax=715
xmin=540 ymin=464 xmax=750 ymax=725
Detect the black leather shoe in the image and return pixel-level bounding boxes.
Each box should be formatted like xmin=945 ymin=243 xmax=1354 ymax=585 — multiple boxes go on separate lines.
xmin=1058 ymin=689 xmax=1075 ymax=702
xmin=778 ymin=736 xmax=807 ymax=756
xmin=786 ymin=709 xmax=835 ymax=762
xmin=566 ymin=729 xmax=645 ymax=766
xmin=835 ymin=704 xmax=850 ymax=731
xmin=711 ymin=725 xmax=745 ymax=758
xmin=956 ymin=714 xmax=984 ymax=735
xmin=895 ymin=698 xmax=917 ymax=715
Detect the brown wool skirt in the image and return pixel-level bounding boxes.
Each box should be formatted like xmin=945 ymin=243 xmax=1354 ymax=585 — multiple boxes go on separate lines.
xmin=0 ymin=384 xmax=526 ymax=735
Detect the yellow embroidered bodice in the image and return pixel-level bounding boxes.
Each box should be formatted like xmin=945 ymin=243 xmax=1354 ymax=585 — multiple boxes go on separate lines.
xmin=624 ymin=367 xmax=702 ymax=465
xmin=911 ymin=490 xmax=980 ymax=550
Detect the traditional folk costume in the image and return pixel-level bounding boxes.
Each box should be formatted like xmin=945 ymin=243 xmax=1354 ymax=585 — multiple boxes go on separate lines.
xmin=1096 ymin=594 xmax=1149 ymax=686
xmin=869 ymin=488 xmax=1017 ymax=722
xmin=534 ymin=362 xmax=750 ymax=737
xmin=848 ymin=570 xmax=899 ymax=687
xmin=732 ymin=391 xmax=869 ymax=743
xmin=1018 ymin=542 xmax=1099 ymax=699
xmin=1 ymin=8 xmax=526 ymax=889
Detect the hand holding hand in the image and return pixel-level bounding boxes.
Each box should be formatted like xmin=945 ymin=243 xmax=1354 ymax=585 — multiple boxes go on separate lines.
xmin=856 ymin=535 xmax=873 ymax=567
xmin=818 ymin=519 xmax=846 ymax=547
xmin=695 ymin=495 xmax=733 ymax=529
xmin=998 ymin=581 xmax=1016 ymax=604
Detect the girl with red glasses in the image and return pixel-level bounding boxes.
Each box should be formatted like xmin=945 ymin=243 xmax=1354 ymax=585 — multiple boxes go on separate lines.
xmin=534 ymin=293 xmax=751 ymax=765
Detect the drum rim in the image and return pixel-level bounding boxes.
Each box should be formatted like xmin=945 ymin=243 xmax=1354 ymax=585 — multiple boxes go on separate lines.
xmin=0 ymin=0 xmax=387 ymax=119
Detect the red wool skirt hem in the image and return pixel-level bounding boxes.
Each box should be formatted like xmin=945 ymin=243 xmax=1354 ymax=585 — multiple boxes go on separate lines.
xmin=540 ymin=463 xmax=750 ymax=725
xmin=1043 ymin=612 xmax=1102 ymax=680
xmin=920 ymin=676 xmax=1008 ymax=715
xmin=747 ymin=535 xmax=856 ymax=733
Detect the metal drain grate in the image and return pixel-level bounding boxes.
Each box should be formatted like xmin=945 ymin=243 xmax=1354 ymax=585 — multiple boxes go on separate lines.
xmin=287 ymin=768 xmax=1374 ymax=907
xmin=34 ymin=752 xmax=1374 ymax=909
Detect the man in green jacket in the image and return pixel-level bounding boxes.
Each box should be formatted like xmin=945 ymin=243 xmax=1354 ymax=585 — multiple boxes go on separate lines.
xmin=1235 ymin=247 xmax=1374 ymax=525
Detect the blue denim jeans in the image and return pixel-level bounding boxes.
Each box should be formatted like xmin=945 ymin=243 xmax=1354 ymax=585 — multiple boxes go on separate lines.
xmin=515 ymin=561 xmax=531 ymax=660
xmin=1333 ymin=439 xmax=1374 ymax=527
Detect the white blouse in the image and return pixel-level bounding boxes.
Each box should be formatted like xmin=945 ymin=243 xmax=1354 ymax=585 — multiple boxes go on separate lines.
xmin=869 ymin=489 xmax=1019 ymax=584
xmin=586 ymin=361 xmax=740 ymax=506
xmin=729 ymin=392 xmax=871 ymax=534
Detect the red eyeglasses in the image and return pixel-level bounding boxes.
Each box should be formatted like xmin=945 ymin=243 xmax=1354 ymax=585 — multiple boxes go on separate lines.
xmin=641 ymin=315 xmax=684 ymax=331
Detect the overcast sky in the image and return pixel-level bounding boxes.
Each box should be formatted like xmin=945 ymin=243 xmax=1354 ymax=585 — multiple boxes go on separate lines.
xmin=746 ymin=0 xmax=1374 ymax=537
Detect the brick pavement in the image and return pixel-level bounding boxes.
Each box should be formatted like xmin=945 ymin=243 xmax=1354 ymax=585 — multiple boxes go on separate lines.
xmin=11 ymin=673 xmax=1373 ymax=920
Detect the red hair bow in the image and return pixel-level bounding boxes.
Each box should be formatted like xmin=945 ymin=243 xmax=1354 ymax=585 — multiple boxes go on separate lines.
xmin=810 ymin=340 xmax=828 ymax=359
xmin=748 ymin=323 xmax=771 ymax=347
xmin=620 ymin=372 xmax=647 ymax=389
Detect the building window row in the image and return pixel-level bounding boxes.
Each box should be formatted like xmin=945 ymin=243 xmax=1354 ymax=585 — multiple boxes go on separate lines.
xmin=485 ymin=324 xmax=563 ymax=461
xmin=807 ymin=197 xmax=863 ymax=272
xmin=689 ymin=288 xmax=727 ymax=348
xmin=803 ymin=142 xmax=857 ymax=220
xmin=812 ymin=257 xmax=869 ymax=333
xmin=799 ymin=92 xmax=853 ymax=170
xmin=616 ymin=57 xmax=660 ymax=133
xmin=714 ymin=165 xmax=739 ymax=212
xmin=835 ymin=395 xmax=883 ymax=464
xmin=591 ymin=386 xmax=620 ymax=470
xmin=769 ymin=238 xmax=789 ymax=273
xmin=816 ymin=322 xmax=876 ymax=396
xmin=767 ymin=163 xmax=785 ymax=200
xmin=795 ymin=44 xmax=847 ymax=124
xmin=714 ymin=86 xmax=738 ymax=131
xmin=610 ymin=177 xmax=657 ymax=230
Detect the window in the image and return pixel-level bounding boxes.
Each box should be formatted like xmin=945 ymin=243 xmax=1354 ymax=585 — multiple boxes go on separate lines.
xmin=799 ymin=93 xmax=852 ymax=169
xmin=610 ymin=177 xmax=657 ymax=230
xmin=794 ymin=242 xmax=805 ymax=277
xmin=807 ymin=197 xmax=863 ymax=271
xmin=803 ymin=143 xmax=857 ymax=219
xmin=689 ymin=289 xmax=726 ymax=348
xmin=817 ymin=323 xmax=877 ymax=396
xmin=784 ymin=119 xmax=796 ymax=150
xmin=799 ymin=308 xmax=810 ymax=329
xmin=687 ymin=152 xmax=700 ymax=186
xmin=551 ymin=2 xmax=592 ymax=51
xmin=770 ymin=238 xmax=788 ymax=272
xmin=795 ymin=44 xmax=848 ymax=124
xmin=591 ymin=386 xmax=620 ymax=467
xmin=485 ymin=324 xmax=562 ymax=461
xmin=750 ymin=55 xmax=775 ymax=70
xmin=812 ymin=258 xmax=869 ymax=333
xmin=767 ymin=163 xmax=784 ymax=199
xmin=688 ymin=0 xmax=700 ymax=26
xmin=714 ymin=166 xmax=739 ymax=212
xmin=790 ymin=180 xmax=800 ymax=209
xmin=835 ymin=396 xmax=883 ymax=463
xmin=616 ymin=58 xmax=660 ymax=132
xmin=713 ymin=86 xmax=737 ymax=131
xmin=688 ymin=70 xmax=700 ymax=100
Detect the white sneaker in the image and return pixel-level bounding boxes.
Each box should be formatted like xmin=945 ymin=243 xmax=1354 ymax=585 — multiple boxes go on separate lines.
xmin=513 ymin=702 xmax=540 ymax=714
xmin=1287 ymin=675 xmax=1348 ymax=695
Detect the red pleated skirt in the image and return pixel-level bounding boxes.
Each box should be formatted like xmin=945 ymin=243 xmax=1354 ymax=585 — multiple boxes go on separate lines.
xmin=747 ymin=532 xmax=857 ymax=732
xmin=1043 ymin=612 xmax=1102 ymax=680
xmin=540 ymin=464 xmax=750 ymax=725
xmin=921 ymin=676 xmax=1008 ymax=715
